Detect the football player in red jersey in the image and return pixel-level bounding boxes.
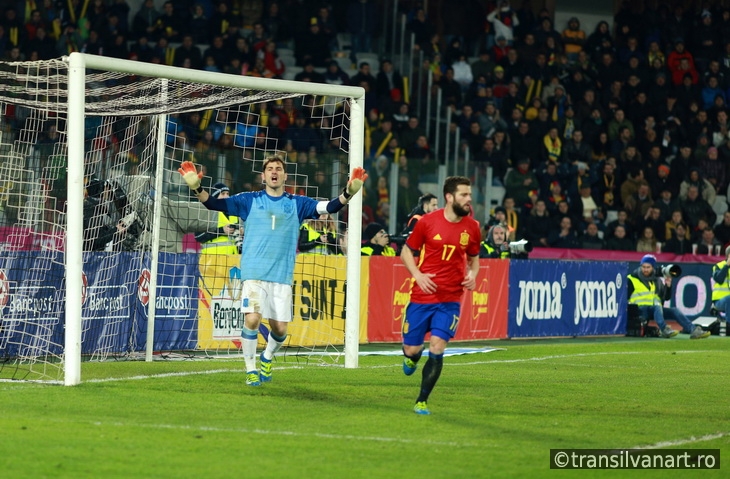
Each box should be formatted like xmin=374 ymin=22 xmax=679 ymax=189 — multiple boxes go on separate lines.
xmin=399 ymin=176 xmax=482 ymax=415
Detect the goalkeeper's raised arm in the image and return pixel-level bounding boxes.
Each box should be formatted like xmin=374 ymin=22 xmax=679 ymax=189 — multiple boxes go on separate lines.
xmin=176 ymin=155 xmax=367 ymax=387
xmin=177 ymin=159 xmax=367 ymax=214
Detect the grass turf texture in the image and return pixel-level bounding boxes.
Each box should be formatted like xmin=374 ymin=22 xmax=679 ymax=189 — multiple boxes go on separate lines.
xmin=2 ymin=337 xmax=729 ymax=478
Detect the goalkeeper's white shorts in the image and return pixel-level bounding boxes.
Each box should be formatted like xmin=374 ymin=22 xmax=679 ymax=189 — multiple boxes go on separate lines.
xmin=240 ymin=280 xmax=292 ymax=322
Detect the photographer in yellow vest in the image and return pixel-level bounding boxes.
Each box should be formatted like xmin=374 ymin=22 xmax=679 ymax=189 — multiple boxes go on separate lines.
xmin=627 ymin=254 xmax=709 ymax=339
xmin=361 ymin=222 xmax=396 ymax=256
xmin=194 ymin=183 xmax=242 ymax=254
xmin=712 ymin=247 xmax=730 ymax=313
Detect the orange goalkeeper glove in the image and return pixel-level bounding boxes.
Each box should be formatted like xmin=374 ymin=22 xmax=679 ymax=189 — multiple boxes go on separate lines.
xmin=345 ymin=167 xmax=368 ymax=197
xmin=177 ymin=161 xmax=203 ymax=191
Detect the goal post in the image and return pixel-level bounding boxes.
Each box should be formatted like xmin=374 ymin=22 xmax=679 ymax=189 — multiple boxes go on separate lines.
xmin=0 ymin=53 xmax=365 ymax=385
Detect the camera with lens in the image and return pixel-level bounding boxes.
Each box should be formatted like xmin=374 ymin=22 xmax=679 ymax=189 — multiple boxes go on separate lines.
xmin=661 ymin=264 xmax=682 ymax=278
xmin=509 ymin=239 xmax=533 ymax=254
xmin=388 ymin=234 xmax=409 ymax=246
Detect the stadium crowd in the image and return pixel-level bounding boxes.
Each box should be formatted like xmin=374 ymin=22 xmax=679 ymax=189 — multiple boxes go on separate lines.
xmin=5 ymin=0 xmax=730 ymax=254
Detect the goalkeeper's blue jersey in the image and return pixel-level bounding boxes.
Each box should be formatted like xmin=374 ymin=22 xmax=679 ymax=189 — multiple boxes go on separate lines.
xmin=224 ymin=190 xmax=319 ymax=284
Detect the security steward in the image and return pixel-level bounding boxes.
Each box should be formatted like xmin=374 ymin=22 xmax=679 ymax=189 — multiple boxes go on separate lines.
xmin=194 ymin=182 xmax=241 ymax=254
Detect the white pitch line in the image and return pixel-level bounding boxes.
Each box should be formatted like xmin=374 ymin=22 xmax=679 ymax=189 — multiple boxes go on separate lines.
xmin=632 ymin=432 xmax=730 ymax=449
xmin=69 ymin=419 xmax=478 ymax=448
xmin=3 ymin=350 xmax=724 ymax=385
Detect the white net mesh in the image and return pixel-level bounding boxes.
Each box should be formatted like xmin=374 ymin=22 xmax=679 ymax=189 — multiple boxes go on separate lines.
xmin=0 ymin=57 xmax=357 ymax=382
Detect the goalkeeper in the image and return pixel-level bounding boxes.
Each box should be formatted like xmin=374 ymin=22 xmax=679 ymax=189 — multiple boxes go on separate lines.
xmin=179 ymin=155 xmax=367 ymax=386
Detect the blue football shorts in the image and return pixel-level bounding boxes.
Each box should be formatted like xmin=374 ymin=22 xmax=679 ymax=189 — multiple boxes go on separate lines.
xmin=402 ymin=301 xmax=461 ymax=346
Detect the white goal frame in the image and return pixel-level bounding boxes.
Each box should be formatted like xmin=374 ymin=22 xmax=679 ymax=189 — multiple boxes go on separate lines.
xmin=64 ymin=52 xmax=365 ymax=386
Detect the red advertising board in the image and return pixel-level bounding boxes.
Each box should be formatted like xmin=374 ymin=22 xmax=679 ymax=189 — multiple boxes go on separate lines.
xmin=366 ymin=257 xmax=509 ymax=342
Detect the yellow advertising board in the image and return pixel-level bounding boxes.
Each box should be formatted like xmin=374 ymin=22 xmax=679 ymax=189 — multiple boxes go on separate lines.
xmin=197 ymin=254 xmax=367 ymax=350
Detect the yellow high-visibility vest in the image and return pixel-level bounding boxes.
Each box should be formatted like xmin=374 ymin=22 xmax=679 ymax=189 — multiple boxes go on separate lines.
xmin=201 ymin=212 xmax=239 ymax=255
xmin=712 ymin=260 xmax=730 ymax=302
xmin=627 ymin=274 xmax=660 ymax=306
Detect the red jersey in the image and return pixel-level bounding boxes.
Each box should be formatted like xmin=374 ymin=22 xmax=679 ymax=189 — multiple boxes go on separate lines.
xmin=405 ymin=209 xmax=482 ymax=304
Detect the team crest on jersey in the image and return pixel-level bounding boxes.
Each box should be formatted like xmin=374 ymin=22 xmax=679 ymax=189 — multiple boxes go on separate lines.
xmin=460 ymin=231 xmax=470 ymax=246
xmin=283 ymin=201 xmax=293 ymax=214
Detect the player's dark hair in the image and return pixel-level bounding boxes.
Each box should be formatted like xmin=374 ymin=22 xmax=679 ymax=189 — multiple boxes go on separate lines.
xmin=419 ymin=193 xmax=437 ymax=207
xmin=443 ymin=176 xmax=471 ymax=199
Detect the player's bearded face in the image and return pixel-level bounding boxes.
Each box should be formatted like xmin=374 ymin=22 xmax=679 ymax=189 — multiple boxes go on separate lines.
xmin=452 ymin=188 xmax=472 ymax=217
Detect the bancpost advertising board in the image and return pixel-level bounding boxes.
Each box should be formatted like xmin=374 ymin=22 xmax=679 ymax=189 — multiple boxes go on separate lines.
xmin=134 ymin=252 xmax=199 ymax=351
xmin=508 ymin=259 xmax=628 ymax=337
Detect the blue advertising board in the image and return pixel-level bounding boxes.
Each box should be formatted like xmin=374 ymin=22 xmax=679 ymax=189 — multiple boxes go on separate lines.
xmin=508 ymin=259 xmax=628 ymax=337
xmin=133 ymin=252 xmax=199 ymax=352
xmin=0 ymin=251 xmax=199 ymax=358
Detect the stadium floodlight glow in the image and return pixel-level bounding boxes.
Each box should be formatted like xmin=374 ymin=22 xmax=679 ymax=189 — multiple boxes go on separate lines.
xmin=0 ymin=53 xmax=365 ymax=385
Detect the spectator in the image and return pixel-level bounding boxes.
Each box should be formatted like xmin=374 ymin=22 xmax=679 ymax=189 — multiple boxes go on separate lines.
xmin=636 ymin=226 xmax=659 ymax=253
xmin=606 ymin=210 xmax=635 ymax=241
xmin=346 ymin=0 xmax=377 ymax=66
xmin=295 ymin=17 xmax=331 ymax=67
xmin=714 ymin=211 xmax=730 ymax=247
xmin=505 ymin=157 xmax=538 ymax=207
xmin=697 ymin=227 xmax=722 ymax=255
xmin=524 ymin=199 xmax=552 ymax=247
xmin=699 ymin=147 xmax=727 ymax=195
xmin=132 ymin=0 xmax=161 ymax=41
xmin=294 ymin=61 xmax=324 ymax=83
xmin=574 ymin=183 xmax=600 ymax=228
xmin=605 ymin=224 xmax=634 ymax=251
xmin=579 ymin=222 xmax=605 ymax=250
xmin=624 ymin=182 xmax=653 ymax=227
xmin=407 ymin=7 xmax=435 ymax=53
xmin=510 ymin=120 xmax=539 ymax=165
xmin=285 ymin=116 xmax=320 ymax=153
xmin=350 ymin=61 xmax=377 ymax=91
xmin=246 ymin=23 xmax=267 ymax=55
xmin=157 ymin=1 xmax=184 ymax=43
xmin=682 ymin=185 xmax=716 ymax=229
xmin=324 ymin=60 xmax=351 ymax=86
xmin=663 ymin=222 xmax=692 ymax=255
xmin=188 ymin=3 xmax=210 ymax=45
xmin=561 ymin=17 xmax=585 ymax=62
xmin=637 ymin=205 xmax=665 ymax=240
xmin=175 ymin=34 xmax=202 ymax=69
xmin=679 ymin=168 xmax=716 ymax=205
xmin=547 ymin=215 xmax=579 ymax=248
xmin=487 ymin=1 xmax=518 ymax=45
xmin=471 ymin=48 xmax=496 ymax=82
xmin=314 ymin=6 xmax=337 ymax=52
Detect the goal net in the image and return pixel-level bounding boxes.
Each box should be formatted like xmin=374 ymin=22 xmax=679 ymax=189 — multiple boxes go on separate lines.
xmin=0 ymin=53 xmax=365 ymax=385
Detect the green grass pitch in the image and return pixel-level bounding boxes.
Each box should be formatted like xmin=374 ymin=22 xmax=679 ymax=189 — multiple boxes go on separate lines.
xmin=2 ymin=337 xmax=729 ymax=479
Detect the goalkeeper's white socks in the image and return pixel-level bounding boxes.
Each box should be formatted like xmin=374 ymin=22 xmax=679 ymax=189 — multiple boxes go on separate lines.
xmin=242 ymin=326 xmax=258 ymax=372
xmin=262 ymin=331 xmax=286 ymax=361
